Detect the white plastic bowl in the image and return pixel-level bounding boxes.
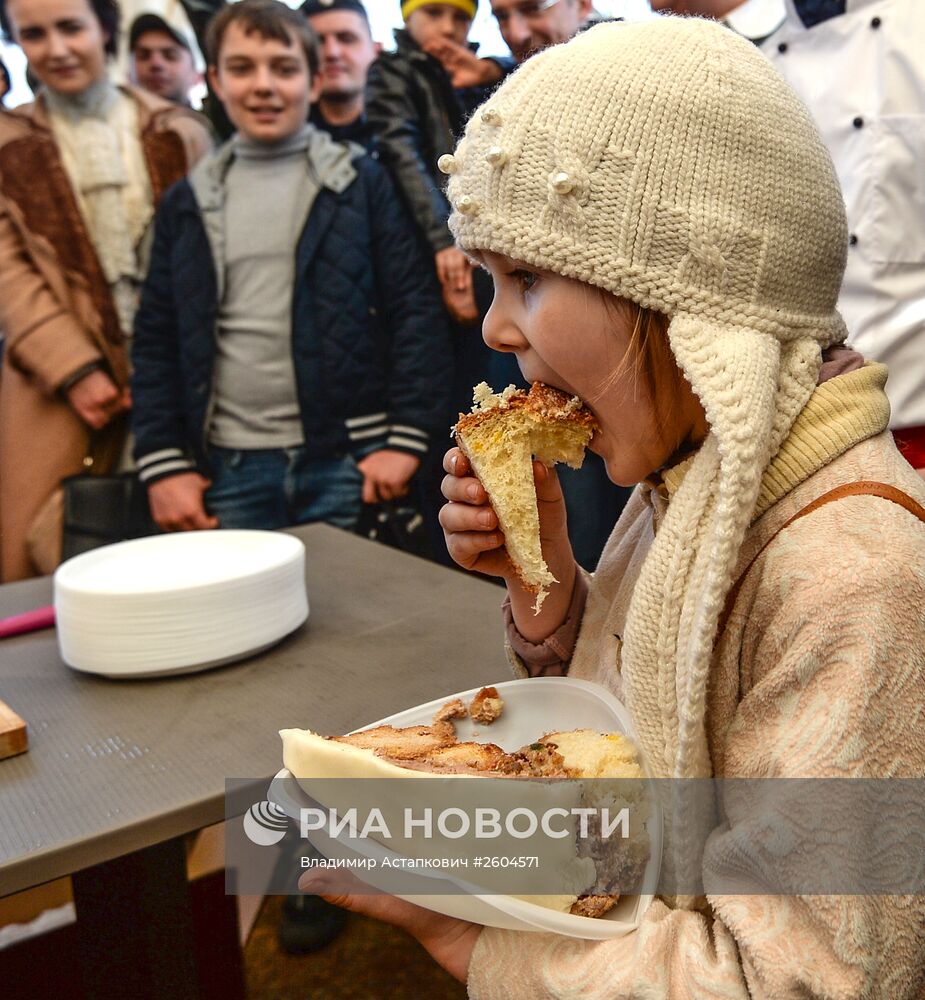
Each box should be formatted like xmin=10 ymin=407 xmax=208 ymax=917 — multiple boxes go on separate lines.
xmin=272 ymin=677 xmax=661 ymax=939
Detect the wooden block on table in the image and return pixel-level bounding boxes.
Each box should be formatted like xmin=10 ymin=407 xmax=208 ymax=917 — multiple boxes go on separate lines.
xmin=0 ymin=698 xmax=28 ymax=759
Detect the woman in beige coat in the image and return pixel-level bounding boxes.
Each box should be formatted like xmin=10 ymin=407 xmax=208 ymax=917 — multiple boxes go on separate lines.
xmin=0 ymin=0 xmax=210 ymax=580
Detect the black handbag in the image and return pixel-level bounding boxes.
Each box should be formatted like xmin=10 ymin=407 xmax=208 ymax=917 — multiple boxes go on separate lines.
xmin=60 ymin=470 xmax=160 ymax=562
xmin=355 ymin=500 xmax=433 ymax=560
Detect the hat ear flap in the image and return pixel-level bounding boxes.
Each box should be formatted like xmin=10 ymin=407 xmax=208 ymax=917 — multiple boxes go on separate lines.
xmin=667 ymin=319 xmax=780 ymax=779
xmin=667 ymin=315 xmax=782 ymax=481
xmin=621 ymin=316 xmax=823 ymax=777
xmin=620 ymin=317 xmax=821 ymax=903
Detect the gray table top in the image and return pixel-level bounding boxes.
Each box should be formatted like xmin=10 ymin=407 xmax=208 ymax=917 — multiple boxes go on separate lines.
xmin=0 ymin=525 xmax=509 ymax=897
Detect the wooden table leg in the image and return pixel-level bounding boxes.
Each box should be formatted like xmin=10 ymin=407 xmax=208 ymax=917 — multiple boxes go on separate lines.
xmin=71 ymin=837 xmax=244 ymax=1000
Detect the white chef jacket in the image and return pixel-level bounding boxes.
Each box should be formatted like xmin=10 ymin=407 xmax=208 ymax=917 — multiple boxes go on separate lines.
xmin=725 ymin=0 xmax=786 ymax=44
xmin=764 ymin=0 xmax=925 ymax=430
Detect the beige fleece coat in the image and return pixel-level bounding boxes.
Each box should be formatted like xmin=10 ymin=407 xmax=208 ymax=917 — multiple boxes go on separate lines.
xmin=0 ymin=86 xmax=210 ymax=581
xmin=470 ymin=367 xmax=925 ymax=999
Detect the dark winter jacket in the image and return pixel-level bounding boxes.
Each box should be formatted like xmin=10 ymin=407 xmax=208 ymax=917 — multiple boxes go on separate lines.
xmin=365 ymin=29 xmax=509 ymax=255
xmin=132 ymin=128 xmax=452 ymax=486
xmin=309 ymin=103 xmax=376 ymax=152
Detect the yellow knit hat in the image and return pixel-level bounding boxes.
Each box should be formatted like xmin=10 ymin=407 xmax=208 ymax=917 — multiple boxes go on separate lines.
xmin=442 ymin=18 xmax=848 ymax=793
xmin=401 ymin=0 xmax=477 ymax=20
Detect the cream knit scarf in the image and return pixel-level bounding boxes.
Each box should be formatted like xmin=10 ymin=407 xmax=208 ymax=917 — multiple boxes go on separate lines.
xmin=621 ymin=322 xmax=822 ymax=783
xmin=617 ymin=321 xmax=824 ymax=900
xmin=45 ymin=77 xmax=153 ymax=336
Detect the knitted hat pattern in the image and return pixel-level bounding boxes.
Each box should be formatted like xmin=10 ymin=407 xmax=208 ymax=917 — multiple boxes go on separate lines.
xmin=444 ymin=20 xmax=849 ymax=796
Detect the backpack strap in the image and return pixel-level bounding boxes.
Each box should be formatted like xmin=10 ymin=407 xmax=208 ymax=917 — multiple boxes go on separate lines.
xmin=718 ymin=481 xmax=925 ymax=637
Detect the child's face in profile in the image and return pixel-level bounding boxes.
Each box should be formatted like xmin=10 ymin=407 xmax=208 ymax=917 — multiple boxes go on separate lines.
xmin=475 ymin=249 xmax=708 ymax=486
xmin=406 ymin=4 xmax=473 ymax=49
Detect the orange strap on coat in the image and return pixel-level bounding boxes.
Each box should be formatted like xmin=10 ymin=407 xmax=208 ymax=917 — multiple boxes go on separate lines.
xmin=718 ymin=481 xmax=925 ymax=637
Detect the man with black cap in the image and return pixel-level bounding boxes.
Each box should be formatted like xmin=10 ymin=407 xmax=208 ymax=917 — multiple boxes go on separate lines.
xmin=129 ymin=13 xmax=201 ymax=108
xmin=300 ymin=0 xmax=379 ymax=148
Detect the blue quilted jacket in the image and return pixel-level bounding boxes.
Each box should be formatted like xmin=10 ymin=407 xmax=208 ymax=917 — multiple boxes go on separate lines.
xmin=131 ymin=129 xmax=452 ymax=486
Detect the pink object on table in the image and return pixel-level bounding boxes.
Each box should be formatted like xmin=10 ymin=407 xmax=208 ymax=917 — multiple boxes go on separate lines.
xmin=0 ymin=606 xmax=56 ymax=638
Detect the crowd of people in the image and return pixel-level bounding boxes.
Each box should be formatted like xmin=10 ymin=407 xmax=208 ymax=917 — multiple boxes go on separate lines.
xmin=0 ymin=0 xmax=924 ymax=992
xmin=1 ymin=0 xmax=919 ymax=582
xmin=0 ymin=0 xmax=635 ymax=581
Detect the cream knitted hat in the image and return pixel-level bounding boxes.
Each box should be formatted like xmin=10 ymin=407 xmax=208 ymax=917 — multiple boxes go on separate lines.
xmin=443 ymin=18 xmax=849 ymax=788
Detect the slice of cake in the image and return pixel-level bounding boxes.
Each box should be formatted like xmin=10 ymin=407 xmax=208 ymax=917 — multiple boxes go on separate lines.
xmin=453 ymin=382 xmax=598 ymax=612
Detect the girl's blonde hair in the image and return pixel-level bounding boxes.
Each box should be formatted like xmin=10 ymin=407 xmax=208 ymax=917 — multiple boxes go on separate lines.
xmin=597 ymin=293 xmax=685 ymax=446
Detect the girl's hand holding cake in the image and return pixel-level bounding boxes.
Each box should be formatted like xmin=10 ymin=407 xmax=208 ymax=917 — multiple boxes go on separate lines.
xmin=440 ymin=446 xmax=578 ymax=644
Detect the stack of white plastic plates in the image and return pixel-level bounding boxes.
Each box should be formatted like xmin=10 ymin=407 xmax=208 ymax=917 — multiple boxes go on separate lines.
xmin=55 ymin=531 xmax=308 ymax=678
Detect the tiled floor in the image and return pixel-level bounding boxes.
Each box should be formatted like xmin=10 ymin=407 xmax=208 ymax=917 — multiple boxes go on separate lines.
xmin=244 ymin=895 xmax=468 ymax=1000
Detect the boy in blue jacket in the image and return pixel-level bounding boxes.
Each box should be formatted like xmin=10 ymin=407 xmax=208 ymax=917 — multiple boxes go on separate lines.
xmin=132 ymin=0 xmax=451 ymax=534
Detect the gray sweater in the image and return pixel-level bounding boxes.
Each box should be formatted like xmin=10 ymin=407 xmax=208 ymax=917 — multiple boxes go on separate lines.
xmin=209 ymin=125 xmax=319 ymax=449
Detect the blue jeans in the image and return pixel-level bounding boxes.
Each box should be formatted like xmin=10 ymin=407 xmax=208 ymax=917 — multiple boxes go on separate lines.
xmin=205 ymin=446 xmax=363 ymax=531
